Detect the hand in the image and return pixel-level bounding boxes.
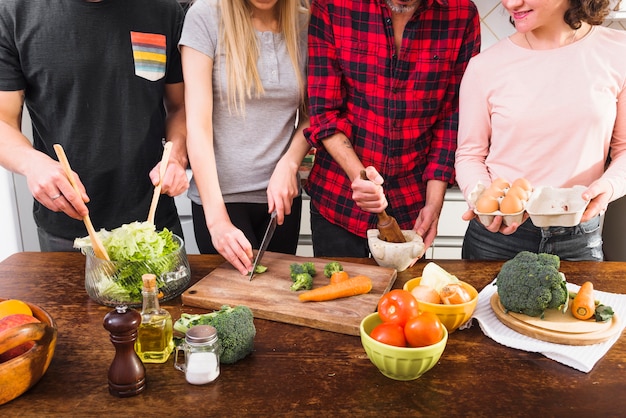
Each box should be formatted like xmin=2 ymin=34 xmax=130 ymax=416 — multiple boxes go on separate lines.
xmin=351 ymin=166 xmax=388 ymax=213
xmin=413 ymin=204 xmax=441 ymax=249
xmin=209 ymin=221 xmax=254 ymax=275
xmin=24 ymin=153 xmax=89 ymax=220
xmin=581 ymin=179 xmax=613 ymax=222
xmin=266 ymin=156 xmax=300 ymax=225
xmin=149 ymin=156 xmax=189 ymax=197
xmin=465 ymin=208 xmax=527 ymax=235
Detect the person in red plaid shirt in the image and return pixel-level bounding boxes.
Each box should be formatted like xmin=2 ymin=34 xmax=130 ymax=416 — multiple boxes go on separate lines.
xmin=304 ymin=0 xmax=481 ymax=257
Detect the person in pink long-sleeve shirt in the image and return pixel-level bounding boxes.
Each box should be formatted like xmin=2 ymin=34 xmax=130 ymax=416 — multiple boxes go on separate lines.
xmin=455 ymin=0 xmax=626 ymax=261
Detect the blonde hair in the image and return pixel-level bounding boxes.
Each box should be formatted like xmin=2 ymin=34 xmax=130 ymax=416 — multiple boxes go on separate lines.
xmin=219 ymin=0 xmax=309 ymax=115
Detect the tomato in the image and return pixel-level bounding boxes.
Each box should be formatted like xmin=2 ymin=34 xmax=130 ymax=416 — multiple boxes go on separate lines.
xmin=370 ymin=322 xmax=407 ymax=347
xmin=404 ymin=312 xmax=444 ymax=348
xmin=377 ymin=289 xmax=420 ymax=326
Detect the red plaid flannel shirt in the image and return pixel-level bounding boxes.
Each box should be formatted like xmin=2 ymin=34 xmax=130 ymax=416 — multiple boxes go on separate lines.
xmin=304 ymin=0 xmax=480 ymax=237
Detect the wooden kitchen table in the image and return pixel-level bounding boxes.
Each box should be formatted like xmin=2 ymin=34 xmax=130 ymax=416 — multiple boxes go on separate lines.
xmin=0 ymin=252 xmax=625 ymax=417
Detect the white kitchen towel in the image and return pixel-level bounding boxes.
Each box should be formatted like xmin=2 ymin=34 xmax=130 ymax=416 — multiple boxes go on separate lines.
xmin=470 ymin=279 xmax=626 ymax=373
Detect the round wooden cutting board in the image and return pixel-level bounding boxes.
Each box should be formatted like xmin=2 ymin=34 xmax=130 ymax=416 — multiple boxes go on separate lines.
xmin=490 ymin=293 xmax=621 ymax=345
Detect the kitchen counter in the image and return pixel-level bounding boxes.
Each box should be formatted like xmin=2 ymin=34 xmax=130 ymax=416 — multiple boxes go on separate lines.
xmin=1 ymin=253 xmax=625 ymax=416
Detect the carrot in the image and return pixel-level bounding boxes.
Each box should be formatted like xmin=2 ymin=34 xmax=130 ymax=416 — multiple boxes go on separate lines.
xmin=299 ymin=275 xmax=373 ymax=302
xmin=572 ymin=281 xmax=596 ymax=320
xmin=329 ymin=271 xmax=350 ymax=284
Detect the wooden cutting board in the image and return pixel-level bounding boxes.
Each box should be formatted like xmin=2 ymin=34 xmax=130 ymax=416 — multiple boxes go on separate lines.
xmin=182 ymin=252 xmax=397 ymax=336
xmin=490 ymin=294 xmax=621 ymax=345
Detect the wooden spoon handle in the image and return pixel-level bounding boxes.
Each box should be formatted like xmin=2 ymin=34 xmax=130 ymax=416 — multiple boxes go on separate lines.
xmin=53 ymin=144 xmax=110 ymax=260
xmin=147 ymin=141 xmax=173 ymax=224
xmin=359 ymin=170 xmax=406 ymax=243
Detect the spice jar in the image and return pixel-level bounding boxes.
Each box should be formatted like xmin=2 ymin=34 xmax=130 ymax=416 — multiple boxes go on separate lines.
xmin=174 ymin=325 xmax=220 ymax=385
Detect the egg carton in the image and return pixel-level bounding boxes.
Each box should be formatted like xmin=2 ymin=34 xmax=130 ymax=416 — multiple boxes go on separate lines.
xmin=470 ymin=181 xmax=528 ymax=227
xmin=526 ymin=185 xmax=588 ymax=227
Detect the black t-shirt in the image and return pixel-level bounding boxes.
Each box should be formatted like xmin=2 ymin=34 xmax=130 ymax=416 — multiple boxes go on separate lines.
xmin=0 ymin=0 xmax=185 ymax=239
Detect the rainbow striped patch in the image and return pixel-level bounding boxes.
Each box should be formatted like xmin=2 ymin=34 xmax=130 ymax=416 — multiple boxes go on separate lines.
xmin=130 ymin=31 xmax=166 ymax=81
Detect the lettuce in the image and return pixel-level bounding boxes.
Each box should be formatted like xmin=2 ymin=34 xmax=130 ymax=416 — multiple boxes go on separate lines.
xmin=99 ymin=221 xmax=178 ymax=262
xmin=75 ymin=221 xmax=180 ymax=301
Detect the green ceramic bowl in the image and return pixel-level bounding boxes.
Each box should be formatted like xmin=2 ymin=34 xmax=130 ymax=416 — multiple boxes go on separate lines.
xmin=359 ymin=313 xmax=448 ymax=381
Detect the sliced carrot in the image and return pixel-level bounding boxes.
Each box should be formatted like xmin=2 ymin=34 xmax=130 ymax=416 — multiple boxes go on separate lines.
xmin=299 ymin=275 xmax=373 ymax=302
xmin=329 ymin=271 xmax=350 ymax=284
xmin=572 ymin=281 xmax=596 ymax=320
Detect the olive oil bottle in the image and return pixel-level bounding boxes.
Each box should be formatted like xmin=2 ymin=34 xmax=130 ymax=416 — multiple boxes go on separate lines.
xmin=135 ymin=274 xmax=174 ymax=363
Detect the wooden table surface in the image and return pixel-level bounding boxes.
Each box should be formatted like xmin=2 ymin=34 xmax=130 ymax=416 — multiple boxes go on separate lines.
xmin=1 ymin=252 xmax=625 ymax=417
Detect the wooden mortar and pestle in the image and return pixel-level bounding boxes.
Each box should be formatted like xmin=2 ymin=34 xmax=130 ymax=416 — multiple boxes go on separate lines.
xmin=360 ymin=170 xmax=406 ymax=243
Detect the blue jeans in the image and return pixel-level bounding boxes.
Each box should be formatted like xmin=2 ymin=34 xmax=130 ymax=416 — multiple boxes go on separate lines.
xmin=462 ymin=216 xmax=603 ymax=261
xmin=310 ymin=203 xmax=370 ymax=258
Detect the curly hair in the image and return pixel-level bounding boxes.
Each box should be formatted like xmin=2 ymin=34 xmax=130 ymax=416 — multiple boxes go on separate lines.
xmin=566 ymin=0 xmax=612 ymax=27
xmin=509 ymin=0 xmax=612 ymax=28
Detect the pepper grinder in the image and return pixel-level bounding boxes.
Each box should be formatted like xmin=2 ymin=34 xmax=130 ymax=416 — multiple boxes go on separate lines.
xmin=103 ymin=305 xmax=146 ymax=397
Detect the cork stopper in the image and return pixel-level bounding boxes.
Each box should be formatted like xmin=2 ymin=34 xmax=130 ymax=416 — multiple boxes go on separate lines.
xmin=142 ymin=274 xmax=157 ymax=292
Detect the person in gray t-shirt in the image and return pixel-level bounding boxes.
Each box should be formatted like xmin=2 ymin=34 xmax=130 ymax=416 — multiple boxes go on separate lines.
xmin=179 ymin=0 xmax=311 ymax=275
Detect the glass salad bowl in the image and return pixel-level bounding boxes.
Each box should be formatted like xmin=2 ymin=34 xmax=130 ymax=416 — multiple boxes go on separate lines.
xmin=82 ymin=233 xmax=191 ymax=308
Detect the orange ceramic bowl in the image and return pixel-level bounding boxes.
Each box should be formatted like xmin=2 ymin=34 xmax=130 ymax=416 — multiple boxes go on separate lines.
xmin=0 ymin=299 xmax=57 ymax=405
xmin=403 ymin=278 xmax=478 ymax=333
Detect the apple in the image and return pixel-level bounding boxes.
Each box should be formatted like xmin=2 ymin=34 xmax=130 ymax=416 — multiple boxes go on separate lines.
xmin=0 ymin=313 xmax=40 ymax=363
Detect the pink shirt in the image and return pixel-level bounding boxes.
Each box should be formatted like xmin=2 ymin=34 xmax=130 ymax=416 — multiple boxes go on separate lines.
xmin=455 ymin=25 xmax=626 ymax=204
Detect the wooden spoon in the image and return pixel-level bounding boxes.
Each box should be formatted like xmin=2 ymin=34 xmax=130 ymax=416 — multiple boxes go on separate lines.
xmin=53 ymin=144 xmax=110 ymax=261
xmin=360 ymin=170 xmax=406 ymax=243
xmin=147 ymin=141 xmax=172 ymax=225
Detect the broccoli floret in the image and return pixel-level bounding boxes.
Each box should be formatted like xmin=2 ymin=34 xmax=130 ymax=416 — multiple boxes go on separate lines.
xmin=253 ymin=264 xmax=268 ymax=274
xmin=302 ymin=261 xmax=316 ymax=276
xmin=323 ymin=261 xmax=343 ymax=278
xmin=290 ymin=263 xmax=306 ymax=280
xmin=495 ymin=251 xmax=568 ymax=318
xmin=291 ymin=273 xmax=313 ymax=291
xmin=537 ymin=252 xmax=560 ymax=270
xmin=174 ymin=305 xmax=256 ymax=364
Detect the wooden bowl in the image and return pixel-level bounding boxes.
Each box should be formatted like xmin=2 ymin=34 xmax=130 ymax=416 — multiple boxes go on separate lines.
xmin=0 ymin=299 xmax=57 ymax=405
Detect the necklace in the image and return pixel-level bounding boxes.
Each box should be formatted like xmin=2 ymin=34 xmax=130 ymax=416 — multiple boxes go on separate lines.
xmin=524 ymin=28 xmax=578 ymax=50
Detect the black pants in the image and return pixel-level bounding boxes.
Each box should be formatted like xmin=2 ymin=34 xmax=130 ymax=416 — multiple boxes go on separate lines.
xmin=192 ymin=198 xmax=302 ymax=255
xmin=309 ymin=202 xmax=370 ymax=258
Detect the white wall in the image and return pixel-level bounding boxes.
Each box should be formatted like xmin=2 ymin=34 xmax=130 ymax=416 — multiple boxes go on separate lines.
xmin=0 ymin=169 xmax=21 ymax=262
xmin=1 ymin=109 xmax=43 ymax=262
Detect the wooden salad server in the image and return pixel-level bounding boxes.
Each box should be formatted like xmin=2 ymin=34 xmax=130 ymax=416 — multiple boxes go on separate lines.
xmin=53 ymin=144 xmax=110 ymax=261
xmin=360 ymin=170 xmax=406 ymax=243
xmin=147 ymin=141 xmax=172 ymax=225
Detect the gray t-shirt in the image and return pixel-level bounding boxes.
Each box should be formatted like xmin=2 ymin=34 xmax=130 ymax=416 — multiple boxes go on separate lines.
xmin=179 ymin=0 xmax=307 ymax=205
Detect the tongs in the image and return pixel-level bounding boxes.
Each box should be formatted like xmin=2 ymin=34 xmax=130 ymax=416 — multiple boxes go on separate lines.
xmin=147 ymin=142 xmax=172 ymax=225
xmin=53 ymin=144 xmax=110 ymax=261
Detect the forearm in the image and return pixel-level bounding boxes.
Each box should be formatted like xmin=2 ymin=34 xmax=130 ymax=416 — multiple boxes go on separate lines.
xmin=424 ymin=179 xmax=447 ymax=215
xmin=164 ymin=82 xmax=188 ymax=169
xmin=279 ymin=115 xmax=311 ymax=175
xmin=0 ymin=90 xmax=47 ymax=176
xmin=321 ymin=132 xmax=364 ymax=182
